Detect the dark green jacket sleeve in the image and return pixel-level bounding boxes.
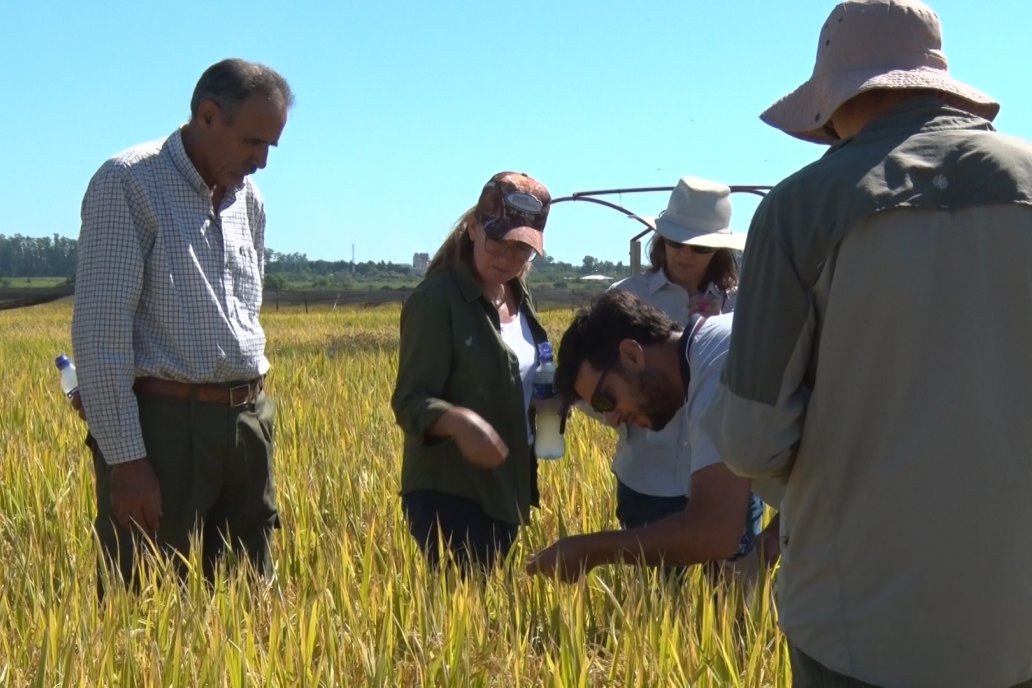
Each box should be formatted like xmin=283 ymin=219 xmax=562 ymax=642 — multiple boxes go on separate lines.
xmin=391 ymin=284 xmax=455 ymax=444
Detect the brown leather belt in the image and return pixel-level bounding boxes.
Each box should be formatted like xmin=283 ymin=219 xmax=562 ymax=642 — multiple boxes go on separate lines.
xmin=133 ymin=376 xmax=265 ymax=407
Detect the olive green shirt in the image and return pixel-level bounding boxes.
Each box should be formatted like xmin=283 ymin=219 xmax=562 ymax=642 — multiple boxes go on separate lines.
xmin=391 ymin=263 xmax=549 ymax=525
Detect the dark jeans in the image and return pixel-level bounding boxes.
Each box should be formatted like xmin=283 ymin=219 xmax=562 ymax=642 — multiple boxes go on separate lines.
xmin=790 ymin=644 xmax=1032 ymax=688
xmin=618 ymin=480 xmax=764 ymax=551
xmin=402 ymin=489 xmax=518 ymax=572
xmin=615 ymin=480 xmax=689 ymax=577
xmin=89 ymin=391 xmax=278 ymax=594
xmin=615 ymin=480 xmax=688 ymax=528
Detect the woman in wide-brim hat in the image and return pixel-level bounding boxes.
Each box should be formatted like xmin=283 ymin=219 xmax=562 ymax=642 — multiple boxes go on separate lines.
xmin=643 ymin=176 xmax=745 ymax=317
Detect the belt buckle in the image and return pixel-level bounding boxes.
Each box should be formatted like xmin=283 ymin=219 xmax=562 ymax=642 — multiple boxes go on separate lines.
xmin=228 ymin=383 xmax=252 ymax=407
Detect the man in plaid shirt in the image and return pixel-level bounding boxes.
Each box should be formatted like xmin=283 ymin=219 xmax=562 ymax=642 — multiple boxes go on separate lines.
xmin=72 ymin=58 xmax=292 ymax=591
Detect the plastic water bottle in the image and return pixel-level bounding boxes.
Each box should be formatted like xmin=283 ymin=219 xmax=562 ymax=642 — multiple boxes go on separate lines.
xmin=532 ymin=342 xmax=565 ymax=460
xmin=55 ymin=353 xmax=79 ymax=399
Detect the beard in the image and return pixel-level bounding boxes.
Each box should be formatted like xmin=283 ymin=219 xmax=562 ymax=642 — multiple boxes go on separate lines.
xmin=635 ymin=368 xmax=684 ymax=430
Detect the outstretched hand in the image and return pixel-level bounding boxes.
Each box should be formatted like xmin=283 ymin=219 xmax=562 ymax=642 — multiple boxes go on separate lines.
xmin=525 ymin=536 xmax=595 ymax=583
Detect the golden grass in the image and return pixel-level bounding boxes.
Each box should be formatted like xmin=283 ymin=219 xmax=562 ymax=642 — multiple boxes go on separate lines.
xmin=0 ymin=301 xmax=787 ymax=686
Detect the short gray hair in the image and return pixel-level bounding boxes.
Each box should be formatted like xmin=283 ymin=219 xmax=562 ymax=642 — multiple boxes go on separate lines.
xmin=190 ymin=58 xmax=294 ymax=120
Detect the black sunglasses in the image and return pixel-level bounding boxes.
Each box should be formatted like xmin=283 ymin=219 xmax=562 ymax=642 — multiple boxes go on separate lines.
xmin=589 ymin=360 xmax=617 ymax=414
xmin=664 ymin=239 xmax=716 ymax=255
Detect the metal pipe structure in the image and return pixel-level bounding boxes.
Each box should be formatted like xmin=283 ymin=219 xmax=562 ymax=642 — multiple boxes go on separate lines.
xmin=551 ymin=184 xmax=772 ymax=274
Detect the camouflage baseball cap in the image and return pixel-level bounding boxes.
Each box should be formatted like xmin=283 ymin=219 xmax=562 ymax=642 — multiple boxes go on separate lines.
xmin=475 ymin=171 xmax=551 ymax=255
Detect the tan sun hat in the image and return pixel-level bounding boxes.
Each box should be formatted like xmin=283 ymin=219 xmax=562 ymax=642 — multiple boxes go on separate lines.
xmin=761 ymin=0 xmax=999 ymax=144
xmin=648 ymin=176 xmax=747 ymax=250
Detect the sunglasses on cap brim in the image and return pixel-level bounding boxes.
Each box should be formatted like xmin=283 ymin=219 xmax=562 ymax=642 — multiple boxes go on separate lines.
xmin=480 ymin=192 xmax=546 ymax=235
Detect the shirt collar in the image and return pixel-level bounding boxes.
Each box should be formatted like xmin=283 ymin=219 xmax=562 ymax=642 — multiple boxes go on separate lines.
xmin=167 ymin=127 xmax=211 ymax=198
xmin=167 ymin=126 xmax=245 ymax=205
xmin=647 ymin=267 xmax=723 ymax=299
xmin=678 ymin=326 xmax=692 ymax=393
xmin=826 ymin=96 xmax=997 ymax=156
xmin=645 ymin=268 xmax=672 ymax=294
xmin=453 ymin=261 xmax=529 ymax=306
xmin=678 ymin=315 xmax=707 ymax=395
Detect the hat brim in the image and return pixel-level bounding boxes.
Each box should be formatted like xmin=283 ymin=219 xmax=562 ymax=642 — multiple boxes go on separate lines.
xmin=495 ymin=226 xmax=544 ymax=255
xmin=761 ymin=66 xmax=1000 ymax=144
xmin=649 ymin=216 xmax=747 ymax=251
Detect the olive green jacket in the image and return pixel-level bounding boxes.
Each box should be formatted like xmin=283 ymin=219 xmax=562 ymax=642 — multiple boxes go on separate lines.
xmin=391 ymin=263 xmax=549 ymax=525
xmin=708 ymin=99 xmax=1032 ymax=687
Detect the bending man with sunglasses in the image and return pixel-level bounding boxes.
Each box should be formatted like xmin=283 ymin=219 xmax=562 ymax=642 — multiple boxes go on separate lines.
xmin=602 ymin=177 xmax=747 ymax=544
xmin=525 ymin=290 xmax=767 ymax=583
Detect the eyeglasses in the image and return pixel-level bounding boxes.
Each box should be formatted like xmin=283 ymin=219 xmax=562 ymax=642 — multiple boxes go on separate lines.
xmin=664 ymin=239 xmax=716 ymax=255
xmin=589 ymin=360 xmax=617 ymax=414
xmin=483 ymin=236 xmax=536 ymax=263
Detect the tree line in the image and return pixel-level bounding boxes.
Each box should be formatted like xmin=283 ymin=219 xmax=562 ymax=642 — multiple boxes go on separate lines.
xmin=266 ymin=250 xmax=630 ymax=289
xmin=0 ymin=236 xmax=631 ymax=287
xmin=0 ymin=234 xmax=78 ymax=278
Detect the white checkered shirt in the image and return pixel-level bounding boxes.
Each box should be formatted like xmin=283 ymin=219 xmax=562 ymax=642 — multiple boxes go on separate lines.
xmin=72 ymin=128 xmax=269 ymax=464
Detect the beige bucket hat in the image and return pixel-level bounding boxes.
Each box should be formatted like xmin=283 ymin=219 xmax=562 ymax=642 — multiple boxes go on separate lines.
xmin=761 ymin=0 xmax=999 ymax=144
xmin=649 ymin=176 xmax=747 ymax=250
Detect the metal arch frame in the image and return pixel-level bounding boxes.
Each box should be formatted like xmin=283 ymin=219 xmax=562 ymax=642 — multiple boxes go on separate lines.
xmin=550 ymin=184 xmax=772 ymax=273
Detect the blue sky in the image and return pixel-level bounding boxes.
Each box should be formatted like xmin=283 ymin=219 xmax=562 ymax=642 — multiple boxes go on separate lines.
xmin=3 ymin=1 xmax=1029 ymax=266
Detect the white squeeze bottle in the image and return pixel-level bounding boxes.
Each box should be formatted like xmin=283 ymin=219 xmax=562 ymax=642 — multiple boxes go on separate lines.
xmin=55 ymin=354 xmax=79 ymax=399
xmin=532 ymin=342 xmax=565 ymax=460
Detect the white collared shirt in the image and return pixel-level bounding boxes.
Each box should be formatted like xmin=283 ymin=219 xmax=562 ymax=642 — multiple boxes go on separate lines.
xmin=606 ymin=269 xmax=734 ymax=496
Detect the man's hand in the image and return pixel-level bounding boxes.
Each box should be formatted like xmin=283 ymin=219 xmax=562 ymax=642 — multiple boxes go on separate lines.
xmin=69 ymin=390 xmax=86 ymax=421
xmin=756 ymin=513 xmax=782 ymax=568
xmin=525 ymin=535 xmax=596 ymax=583
xmin=110 ymin=459 xmax=162 ymax=538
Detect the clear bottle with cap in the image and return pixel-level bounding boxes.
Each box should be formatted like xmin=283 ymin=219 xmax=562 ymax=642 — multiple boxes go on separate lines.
xmin=55 ymin=353 xmax=79 ymax=399
xmin=532 ymin=342 xmax=565 ymax=460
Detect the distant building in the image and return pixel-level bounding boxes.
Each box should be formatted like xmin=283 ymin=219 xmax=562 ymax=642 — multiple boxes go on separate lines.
xmin=413 ymin=252 xmax=430 ymax=273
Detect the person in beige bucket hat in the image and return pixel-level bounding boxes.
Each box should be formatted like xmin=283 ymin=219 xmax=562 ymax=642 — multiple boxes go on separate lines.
xmin=646 ymin=176 xmax=744 ymax=318
xmin=705 ymin=0 xmax=1032 ymax=686
xmin=762 ymin=0 xmax=999 ymax=143
xmin=651 ymin=177 xmax=746 ymax=250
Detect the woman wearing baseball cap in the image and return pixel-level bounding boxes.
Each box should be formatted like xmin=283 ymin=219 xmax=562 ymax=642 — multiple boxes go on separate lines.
xmin=391 ymin=171 xmax=552 ymax=572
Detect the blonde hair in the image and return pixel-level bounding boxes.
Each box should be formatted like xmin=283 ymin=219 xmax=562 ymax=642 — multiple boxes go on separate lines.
xmin=425 ymin=208 xmax=476 ymax=276
xmin=424 ymin=208 xmax=531 ymax=279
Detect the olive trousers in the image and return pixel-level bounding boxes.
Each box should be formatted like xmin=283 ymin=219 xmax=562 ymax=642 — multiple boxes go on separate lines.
xmin=88 ymin=391 xmax=278 ymax=593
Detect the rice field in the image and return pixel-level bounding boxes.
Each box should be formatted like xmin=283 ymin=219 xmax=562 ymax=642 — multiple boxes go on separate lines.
xmin=0 ymin=301 xmax=788 ymax=686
